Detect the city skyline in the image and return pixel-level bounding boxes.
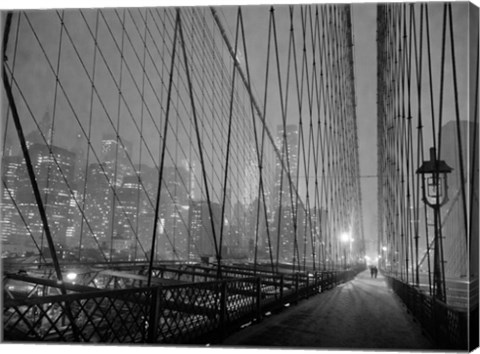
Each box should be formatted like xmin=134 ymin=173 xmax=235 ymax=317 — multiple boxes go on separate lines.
xmin=2 ymin=120 xmax=343 ymax=267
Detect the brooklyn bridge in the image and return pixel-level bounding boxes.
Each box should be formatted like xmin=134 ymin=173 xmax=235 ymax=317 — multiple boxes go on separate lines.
xmin=1 ymin=2 xmax=478 ymax=350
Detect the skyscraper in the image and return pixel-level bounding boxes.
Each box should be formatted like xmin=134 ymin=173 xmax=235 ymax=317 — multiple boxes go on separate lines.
xmin=273 ymin=124 xmax=299 ymax=208
xmin=155 ymin=165 xmax=190 ymax=260
xmin=272 ymin=124 xmax=299 ymax=262
xmin=112 ymin=174 xmax=140 ymax=259
xmin=15 ymin=144 xmax=76 ymax=252
xmin=101 ymin=134 xmax=133 ymax=187
xmin=1 ymin=155 xmax=23 ymax=254
xmin=83 ymin=162 xmax=111 ymax=250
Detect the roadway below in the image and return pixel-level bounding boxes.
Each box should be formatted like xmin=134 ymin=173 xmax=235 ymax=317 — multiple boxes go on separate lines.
xmin=221 ymin=270 xmax=434 ymax=350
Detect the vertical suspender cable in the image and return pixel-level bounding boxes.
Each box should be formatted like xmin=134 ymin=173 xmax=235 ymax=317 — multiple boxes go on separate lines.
xmin=178 ymin=8 xmax=222 ymax=276
xmin=134 ymin=9 xmax=149 ymax=262
xmin=237 ymin=8 xmax=276 ymax=274
xmin=2 ymin=12 xmax=64 ymax=284
xmin=218 ymin=10 xmax=240 ymax=276
xmin=109 ymin=9 xmax=127 ymax=261
xmin=447 ymin=4 xmax=468 ymax=244
xmin=39 ymin=10 xmax=64 ymax=258
xmin=422 ymin=4 xmax=433 ymax=295
xmin=469 ymin=33 xmax=479 ymax=264
xmin=78 ymin=11 xmax=100 ymax=261
xmin=148 ymin=11 xmax=179 ymax=287
xmin=272 ymin=7 xmax=300 ymax=273
xmin=2 ymin=11 xmax=80 ymax=341
xmin=435 ymin=3 xmax=448 ymax=301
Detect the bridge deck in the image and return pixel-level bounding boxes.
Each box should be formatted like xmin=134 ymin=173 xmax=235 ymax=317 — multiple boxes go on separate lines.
xmin=222 ymin=270 xmax=434 ymax=349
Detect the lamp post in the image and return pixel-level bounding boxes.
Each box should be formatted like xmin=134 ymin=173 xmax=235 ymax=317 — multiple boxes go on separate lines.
xmin=416 ymin=147 xmax=452 ymax=302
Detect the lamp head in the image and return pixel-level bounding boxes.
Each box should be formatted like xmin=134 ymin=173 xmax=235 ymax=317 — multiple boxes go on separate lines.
xmin=416 ymin=147 xmax=453 ymax=207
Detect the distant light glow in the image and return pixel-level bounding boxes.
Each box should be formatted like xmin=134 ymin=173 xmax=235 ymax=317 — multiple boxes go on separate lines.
xmin=340 ymin=232 xmax=351 ymax=243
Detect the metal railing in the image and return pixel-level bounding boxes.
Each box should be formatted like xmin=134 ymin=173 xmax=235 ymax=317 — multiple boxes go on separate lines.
xmin=3 ymin=267 xmax=364 ymax=343
xmin=384 ymin=274 xmax=474 ymax=350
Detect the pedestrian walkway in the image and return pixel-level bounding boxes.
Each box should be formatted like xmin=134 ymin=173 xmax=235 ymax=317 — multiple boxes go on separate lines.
xmin=222 ymin=270 xmax=434 ymax=350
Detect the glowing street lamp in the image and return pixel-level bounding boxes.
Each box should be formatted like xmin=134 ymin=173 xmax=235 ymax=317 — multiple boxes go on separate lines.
xmin=66 ymin=272 xmax=77 ymax=281
xmin=416 ymin=146 xmax=452 ymax=302
xmin=340 ymin=232 xmax=351 ymax=243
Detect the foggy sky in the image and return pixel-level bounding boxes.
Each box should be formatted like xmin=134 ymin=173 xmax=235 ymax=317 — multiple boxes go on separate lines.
xmin=1 ymin=1 xmax=475 ymax=260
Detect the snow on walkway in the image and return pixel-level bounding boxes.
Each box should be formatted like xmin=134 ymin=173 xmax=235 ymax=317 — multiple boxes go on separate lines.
xmin=222 ymin=270 xmax=434 ymax=350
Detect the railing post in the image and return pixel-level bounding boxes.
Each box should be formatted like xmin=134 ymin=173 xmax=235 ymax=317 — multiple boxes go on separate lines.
xmin=305 ymin=274 xmax=309 ymax=297
xmin=294 ymin=273 xmax=299 ymax=304
xmin=255 ymin=277 xmax=262 ymax=322
xmin=219 ymin=280 xmax=227 ymax=340
xmin=148 ymin=286 xmax=160 ymax=343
